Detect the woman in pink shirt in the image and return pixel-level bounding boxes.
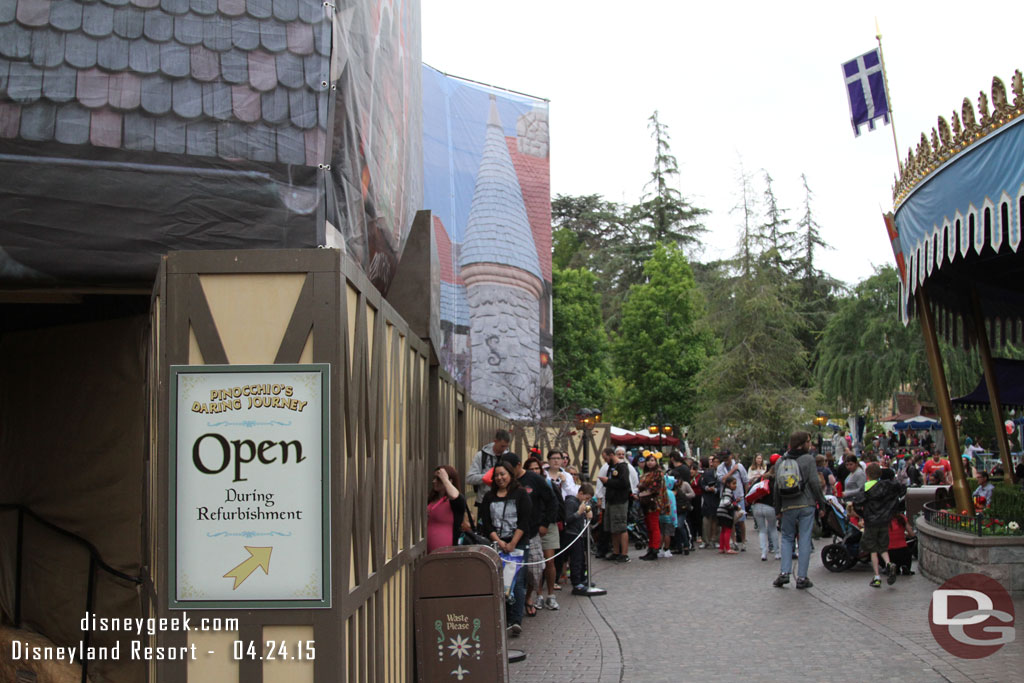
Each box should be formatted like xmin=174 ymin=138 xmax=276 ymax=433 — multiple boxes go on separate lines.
xmin=427 ymin=465 xmax=469 ymax=553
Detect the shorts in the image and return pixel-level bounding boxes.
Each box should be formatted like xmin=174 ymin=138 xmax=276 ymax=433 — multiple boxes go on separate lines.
xmin=660 ymin=521 xmax=674 ymax=538
xmin=540 ymin=526 xmax=561 ymax=550
xmin=603 ymin=502 xmax=628 ymax=534
xmin=860 ymin=525 xmax=890 ymax=554
xmin=526 ymin=533 xmax=544 ymax=589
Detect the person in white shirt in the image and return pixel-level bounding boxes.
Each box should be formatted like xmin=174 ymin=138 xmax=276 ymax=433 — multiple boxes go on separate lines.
xmin=546 ymin=450 xmax=579 ymax=498
xmin=615 ymin=446 xmax=639 ymax=494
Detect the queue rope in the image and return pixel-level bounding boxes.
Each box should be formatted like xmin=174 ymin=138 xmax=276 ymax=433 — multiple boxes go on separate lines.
xmin=494 ymin=518 xmax=592 ymax=567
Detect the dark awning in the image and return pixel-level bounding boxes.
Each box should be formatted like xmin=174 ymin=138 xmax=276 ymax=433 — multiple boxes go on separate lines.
xmin=952 ymin=357 xmax=1024 ymax=409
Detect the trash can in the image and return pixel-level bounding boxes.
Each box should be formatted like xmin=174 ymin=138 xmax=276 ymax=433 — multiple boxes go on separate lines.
xmin=414 ymin=545 xmax=508 ymax=682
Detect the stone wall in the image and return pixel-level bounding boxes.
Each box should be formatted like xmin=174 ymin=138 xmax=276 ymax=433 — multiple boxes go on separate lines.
xmin=467 ymin=281 xmax=540 ymax=419
xmin=917 ymin=517 xmax=1024 ymax=596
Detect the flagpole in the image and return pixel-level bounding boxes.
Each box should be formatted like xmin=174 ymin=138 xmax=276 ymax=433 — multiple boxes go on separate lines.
xmin=875 ymin=19 xmax=902 ymax=173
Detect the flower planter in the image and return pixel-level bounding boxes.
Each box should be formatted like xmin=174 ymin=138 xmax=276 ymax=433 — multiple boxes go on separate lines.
xmin=916 ymin=515 xmax=1024 ymax=597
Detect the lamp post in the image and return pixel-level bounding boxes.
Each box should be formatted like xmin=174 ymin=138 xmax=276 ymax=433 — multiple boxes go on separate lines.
xmin=813 ymin=410 xmax=828 ymax=454
xmin=648 ymin=413 xmax=674 ymax=458
xmin=576 ymin=408 xmax=601 ymax=479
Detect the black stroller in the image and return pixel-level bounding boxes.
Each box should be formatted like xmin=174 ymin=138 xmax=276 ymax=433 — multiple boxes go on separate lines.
xmin=819 ymin=499 xmax=869 ymax=572
xmin=627 ymin=500 xmax=649 ymax=550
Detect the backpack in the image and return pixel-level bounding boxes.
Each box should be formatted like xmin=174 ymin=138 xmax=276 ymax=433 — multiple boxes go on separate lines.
xmin=776 ymin=453 xmax=805 ymax=497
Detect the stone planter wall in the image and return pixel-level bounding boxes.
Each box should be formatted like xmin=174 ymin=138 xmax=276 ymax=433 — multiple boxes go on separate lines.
xmin=916 ymin=516 xmax=1024 ymax=596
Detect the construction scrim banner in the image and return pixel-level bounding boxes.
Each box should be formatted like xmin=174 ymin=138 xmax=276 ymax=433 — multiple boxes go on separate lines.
xmin=422 ymin=66 xmax=552 ymax=420
xmin=0 ymin=0 xmax=421 ymax=294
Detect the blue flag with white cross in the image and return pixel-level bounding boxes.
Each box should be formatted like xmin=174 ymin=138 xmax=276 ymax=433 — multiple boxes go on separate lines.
xmin=842 ymin=49 xmax=890 ymax=136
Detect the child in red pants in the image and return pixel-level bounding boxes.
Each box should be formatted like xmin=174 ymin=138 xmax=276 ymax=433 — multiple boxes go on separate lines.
xmin=716 ymin=477 xmax=740 ymax=554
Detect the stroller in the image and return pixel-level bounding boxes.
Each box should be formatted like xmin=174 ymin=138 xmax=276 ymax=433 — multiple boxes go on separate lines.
xmin=627 ymin=500 xmax=649 ymax=550
xmin=819 ymin=496 xmax=869 ymax=572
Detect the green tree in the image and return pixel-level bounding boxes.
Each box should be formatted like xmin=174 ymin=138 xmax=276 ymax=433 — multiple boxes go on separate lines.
xmin=758 ymin=170 xmax=798 ymax=272
xmin=552 ymin=266 xmax=614 ymax=412
xmin=815 ymin=265 xmax=982 ymax=412
xmin=633 ymin=111 xmax=708 ymax=251
xmin=613 ymin=244 xmax=716 ymax=427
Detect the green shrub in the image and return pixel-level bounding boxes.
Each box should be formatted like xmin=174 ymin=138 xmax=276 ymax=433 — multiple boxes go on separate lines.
xmin=989 ymin=486 xmax=1024 ymax=521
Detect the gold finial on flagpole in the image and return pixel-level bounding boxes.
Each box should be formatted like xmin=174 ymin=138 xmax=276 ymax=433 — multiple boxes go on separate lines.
xmin=875 ymin=18 xmax=902 ymax=174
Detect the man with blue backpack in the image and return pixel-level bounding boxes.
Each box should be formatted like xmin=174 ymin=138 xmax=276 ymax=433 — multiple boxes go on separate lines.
xmin=772 ymin=431 xmax=828 ymax=589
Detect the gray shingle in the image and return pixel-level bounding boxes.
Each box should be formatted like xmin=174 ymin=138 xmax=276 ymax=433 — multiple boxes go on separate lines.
xmin=65 ymin=32 xmax=98 ymax=68
xmin=128 ymin=37 xmax=160 ymax=72
xmin=159 ymin=40 xmax=190 ymax=77
xmin=143 ymin=9 xmax=173 ymax=42
xmin=113 ymin=7 xmax=145 ymax=38
xmin=123 ymin=111 xmax=156 ymax=150
xmin=172 ymin=77 xmax=201 ymax=118
xmin=201 ymin=80 xmax=231 ymax=118
xmin=160 ymin=0 xmax=191 ymax=15
xmin=272 ymin=0 xmax=297 ymax=22
xmin=202 ymin=15 xmax=231 ymax=51
xmin=0 ymin=23 xmax=32 ymax=60
xmin=247 ymin=121 xmax=275 ymax=161
xmin=55 ymin=103 xmax=91 ymax=144
xmin=216 ymin=120 xmax=244 ymax=157
xmin=103 ymin=0 xmax=131 ymax=7
xmin=98 ymin=35 xmax=130 ymax=70
xmin=312 ymin=20 xmax=329 ymax=56
xmin=82 ymin=3 xmax=115 ymax=38
xmin=303 ymin=52 xmax=325 ymax=90
xmin=42 ymin=64 xmax=77 ymax=102
xmin=289 ymin=87 xmax=314 ymax=128
xmin=260 ymin=87 xmax=287 ymax=124
xmin=140 ymin=73 xmax=172 ymax=114
xmin=174 ymin=13 xmax=203 ymax=45
xmin=276 ymin=124 xmax=304 ymax=164
xmin=231 ymin=16 xmax=259 ymax=50
xmin=49 ymin=1 xmax=84 ymax=32
xmin=20 ymin=101 xmax=56 ymax=141
xmin=30 ymin=30 xmax=66 ymax=68
xmin=246 ymin=0 xmax=272 ymax=19
xmin=7 ymin=62 xmax=43 ymax=103
xmin=220 ymin=49 xmax=247 ymax=84
xmin=275 ymin=51 xmax=302 ymax=88
xmin=297 ymin=0 xmax=320 ymax=24
xmin=16 ymin=0 xmax=50 ymax=27
xmin=186 ymin=120 xmax=216 ymax=155
xmin=154 ymin=116 xmax=185 ymax=152
xmin=317 ymin=89 xmax=327 ymax=127
xmin=190 ymin=0 xmax=217 ymax=16
xmin=0 ymin=1 xmax=14 ymax=22
xmin=260 ymin=19 xmax=286 ymax=53
xmin=189 ymin=43 xmax=218 ymax=80
xmin=131 ymin=0 xmax=161 ymax=8
xmin=0 ymin=58 xmax=8 ymax=93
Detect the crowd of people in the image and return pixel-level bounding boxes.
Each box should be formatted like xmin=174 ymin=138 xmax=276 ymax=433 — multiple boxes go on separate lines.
xmin=425 ymin=426 xmax=1015 ymax=640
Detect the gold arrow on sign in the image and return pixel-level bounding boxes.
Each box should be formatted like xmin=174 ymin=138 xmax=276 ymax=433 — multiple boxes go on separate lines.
xmin=224 ymin=546 xmax=272 ymax=589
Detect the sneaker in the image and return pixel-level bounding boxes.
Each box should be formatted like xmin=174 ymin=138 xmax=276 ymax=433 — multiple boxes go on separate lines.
xmin=639 ymin=550 xmax=657 ymax=561
xmin=795 ymin=577 xmax=813 ymax=589
xmin=545 ymin=596 xmax=559 ymax=610
xmin=602 ymin=553 xmax=619 ymax=561
xmin=870 ymin=577 xmax=881 ymax=588
xmin=535 ymin=596 xmax=546 ymax=610
xmin=774 ymin=554 xmax=781 ymax=560
xmin=683 ymin=548 xmax=690 ymax=556
xmin=507 ymin=623 xmax=522 ymax=637
xmin=660 ymin=549 xmax=672 ymax=558
xmin=886 ymin=564 xmax=898 ymax=585
xmin=698 ymin=542 xmax=706 ymax=549
xmin=740 ymin=543 xmax=747 ymax=552
xmin=572 ymin=584 xmax=588 ymax=595
xmin=616 ymin=554 xmax=630 ymax=563
xmin=773 ymin=573 xmax=790 ymax=588
xmin=901 ymin=568 xmax=915 ymax=576
xmin=761 ymin=554 xmax=767 ymax=561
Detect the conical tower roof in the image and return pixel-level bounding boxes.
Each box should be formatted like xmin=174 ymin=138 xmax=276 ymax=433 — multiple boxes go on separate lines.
xmin=460 ymin=96 xmax=541 ymax=281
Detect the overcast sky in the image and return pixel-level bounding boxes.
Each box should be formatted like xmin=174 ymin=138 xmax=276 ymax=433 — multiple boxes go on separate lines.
xmin=421 ymin=0 xmax=1024 ymax=288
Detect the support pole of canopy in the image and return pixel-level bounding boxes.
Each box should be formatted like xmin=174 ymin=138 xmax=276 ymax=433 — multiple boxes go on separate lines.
xmin=970 ymin=288 xmax=1017 ymax=483
xmin=915 ymin=287 xmax=972 ymax=512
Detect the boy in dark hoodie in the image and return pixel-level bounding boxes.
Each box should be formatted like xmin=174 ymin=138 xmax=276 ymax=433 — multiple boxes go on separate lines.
xmin=855 ymin=462 xmax=907 ymax=587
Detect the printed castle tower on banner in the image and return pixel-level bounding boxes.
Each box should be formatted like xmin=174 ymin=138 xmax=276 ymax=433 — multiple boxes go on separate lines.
xmin=459 ymin=95 xmax=543 ymax=419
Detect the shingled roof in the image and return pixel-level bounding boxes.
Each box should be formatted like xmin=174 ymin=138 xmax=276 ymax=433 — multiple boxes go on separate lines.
xmin=0 ymin=0 xmax=330 ymax=165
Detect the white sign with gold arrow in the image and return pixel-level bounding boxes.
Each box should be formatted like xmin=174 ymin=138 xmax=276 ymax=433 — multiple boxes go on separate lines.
xmin=170 ymin=364 xmax=330 ymax=608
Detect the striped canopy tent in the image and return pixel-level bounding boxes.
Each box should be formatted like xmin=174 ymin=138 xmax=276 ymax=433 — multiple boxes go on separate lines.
xmin=885 ymin=68 xmax=1024 ymax=502
xmin=608 ymin=426 xmax=680 ymax=447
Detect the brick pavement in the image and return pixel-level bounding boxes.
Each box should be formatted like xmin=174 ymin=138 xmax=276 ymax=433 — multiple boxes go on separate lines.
xmin=511 ymin=544 xmax=1024 ymax=682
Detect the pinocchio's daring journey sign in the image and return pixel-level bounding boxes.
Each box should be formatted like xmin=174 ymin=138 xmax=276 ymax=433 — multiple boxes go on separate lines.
xmin=169 ymin=364 xmax=330 ymax=609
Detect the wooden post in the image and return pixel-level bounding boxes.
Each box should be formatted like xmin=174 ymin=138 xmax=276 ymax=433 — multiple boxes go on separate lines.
xmin=915 ymin=287 xmax=972 ymax=512
xmin=970 ymin=288 xmax=1017 ymax=483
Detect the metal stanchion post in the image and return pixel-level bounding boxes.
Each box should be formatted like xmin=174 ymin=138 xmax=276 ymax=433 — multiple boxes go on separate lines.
xmin=577 ymin=520 xmax=606 ymax=597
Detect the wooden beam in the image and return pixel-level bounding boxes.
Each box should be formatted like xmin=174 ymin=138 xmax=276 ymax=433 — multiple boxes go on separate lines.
xmin=915 ymin=287 xmax=972 ymax=512
xmin=970 ymin=288 xmax=1017 ymax=483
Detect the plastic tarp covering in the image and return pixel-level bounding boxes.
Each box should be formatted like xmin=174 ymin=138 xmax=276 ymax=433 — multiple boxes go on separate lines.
xmin=0 ymin=0 xmax=422 ymax=293
xmin=422 ymin=65 xmax=552 ymax=419
xmin=0 ymin=315 xmax=147 ymax=683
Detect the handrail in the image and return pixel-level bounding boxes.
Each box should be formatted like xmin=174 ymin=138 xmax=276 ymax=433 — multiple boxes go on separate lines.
xmin=0 ymin=503 xmax=143 ymax=683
